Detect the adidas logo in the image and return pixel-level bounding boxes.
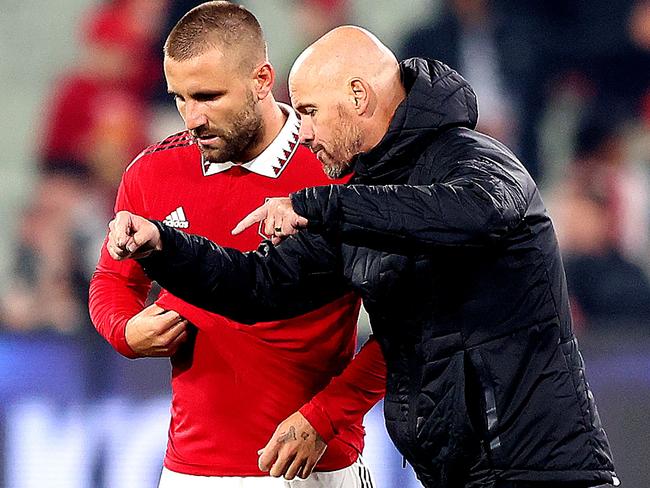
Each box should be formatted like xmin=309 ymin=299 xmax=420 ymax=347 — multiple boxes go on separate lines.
xmin=163 ymin=206 xmax=189 ymax=229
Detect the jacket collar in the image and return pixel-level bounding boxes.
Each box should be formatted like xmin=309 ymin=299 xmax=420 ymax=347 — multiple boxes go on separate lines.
xmin=351 ymin=58 xmax=478 ymax=184
xmin=202 ymin=103 xmax=301 ymax=178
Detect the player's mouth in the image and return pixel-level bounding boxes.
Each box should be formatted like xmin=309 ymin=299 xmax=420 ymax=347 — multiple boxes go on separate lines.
xmin=195 ymin=134 xmax=223 ymax=147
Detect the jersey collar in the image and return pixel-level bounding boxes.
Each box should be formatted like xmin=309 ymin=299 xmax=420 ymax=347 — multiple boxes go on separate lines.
xmin=202 ymin=103 xmax=301 ymax=178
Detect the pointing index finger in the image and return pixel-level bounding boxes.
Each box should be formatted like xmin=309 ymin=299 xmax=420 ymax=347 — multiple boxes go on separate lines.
xmin=232 ymin=205 xmax=268 ymax=235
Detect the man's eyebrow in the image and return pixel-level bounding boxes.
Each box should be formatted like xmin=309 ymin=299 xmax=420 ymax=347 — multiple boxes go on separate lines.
xmin=167 ymin=89 xmax=226 ymax=99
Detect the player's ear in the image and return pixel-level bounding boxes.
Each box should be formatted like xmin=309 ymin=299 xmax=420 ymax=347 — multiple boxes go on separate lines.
xmin=349 ymin=78 xmax=370 ymax=114
xmin=253 ymin=62 xmax=275 ymax=100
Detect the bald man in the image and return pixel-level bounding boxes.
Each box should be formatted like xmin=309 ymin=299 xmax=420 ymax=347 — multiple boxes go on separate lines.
xmin=106 ymin=26 xmax=618 ymax=488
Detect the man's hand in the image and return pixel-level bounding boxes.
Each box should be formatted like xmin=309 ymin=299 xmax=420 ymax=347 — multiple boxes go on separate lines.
xmin=107 ymin=210 xmax=162 ymax=260
xmin=125 ymin=304 xmax=188 ymax=357
xmin=257 ymin=411 xmax=327 ymax=480
xmin=232 ymin=197 xmax=308 ymax=245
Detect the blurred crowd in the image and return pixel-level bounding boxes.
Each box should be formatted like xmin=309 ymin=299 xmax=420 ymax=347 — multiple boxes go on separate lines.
xmin=1 ymin=0 xmax=649 ymax=341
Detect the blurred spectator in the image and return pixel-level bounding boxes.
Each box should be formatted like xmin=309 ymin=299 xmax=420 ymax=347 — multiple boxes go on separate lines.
xmin=2 ymin=0 xmax=171 ymax=335
xmin=39 ymin=0 xmax=166 ymax=184
xmin=400 ymin=0 xmax=519 ymax=147
xmin=549 ymin=108 xmax=650 ymax=327
xmin=1 ymin=175 xmax=86 ymax=333
xmin=560 ymin=193 xmax=650 ymax=328
xmin=571 ymin=107 xmax=649 ymax=259
xmin=401 ymin=0 xmax=648 ymax=183
xmin=586 ymin=0 xmax=650 ymax=114
xmin=498 ymin=0 xmax=645 ymax=182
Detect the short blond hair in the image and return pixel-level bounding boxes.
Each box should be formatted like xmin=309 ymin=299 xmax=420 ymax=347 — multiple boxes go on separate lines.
xmin=164 ymin=1 xmax=267 ymax=72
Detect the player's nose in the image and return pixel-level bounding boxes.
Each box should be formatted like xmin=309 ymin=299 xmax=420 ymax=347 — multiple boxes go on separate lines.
xmin=184 ymin=100 xmax=209 ymax=131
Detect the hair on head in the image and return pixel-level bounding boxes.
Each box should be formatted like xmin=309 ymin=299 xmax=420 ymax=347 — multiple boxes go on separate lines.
xmin=164 ymin=1 xmax=267 ymax=71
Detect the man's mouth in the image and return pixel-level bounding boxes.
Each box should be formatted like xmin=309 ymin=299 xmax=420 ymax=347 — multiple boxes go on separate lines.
xmin=304 ymin=143 xmax=331 ymax=164
xmin=194 ymin=134 xmax=222 ymax=147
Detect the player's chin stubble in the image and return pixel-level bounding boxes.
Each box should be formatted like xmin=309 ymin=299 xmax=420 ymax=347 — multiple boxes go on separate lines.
xmin=201 ymin=93 xmax=263 ymax=164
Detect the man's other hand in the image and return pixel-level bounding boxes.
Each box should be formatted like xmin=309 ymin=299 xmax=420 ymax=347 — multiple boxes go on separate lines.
xmin=257 ymin=411 xmax=327 ymax=480
xmin=126 ymin=304 xmax=188 ymax=357
xmin=232 ymin=197 xmax=308 ymax=245
xmin=107 ymin=210 xmax=163 ymax=260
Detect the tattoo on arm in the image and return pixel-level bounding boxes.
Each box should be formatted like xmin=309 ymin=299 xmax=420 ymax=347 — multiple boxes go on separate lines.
xmin=277 ymin=426 xmax=297 ymax=444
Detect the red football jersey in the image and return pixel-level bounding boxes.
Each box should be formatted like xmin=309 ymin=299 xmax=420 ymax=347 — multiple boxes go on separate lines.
xmin=89 ymin=106 xmax=386 ymax=476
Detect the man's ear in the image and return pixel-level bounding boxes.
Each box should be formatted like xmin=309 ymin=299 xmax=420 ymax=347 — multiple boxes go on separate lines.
xmin=253 ymin=62 xmax=275 ymax=100
xmin=350 ymin=78 xmax=370 ymax=114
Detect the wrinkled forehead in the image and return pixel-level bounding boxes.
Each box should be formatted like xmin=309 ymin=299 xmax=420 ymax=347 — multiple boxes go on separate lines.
xmin=289 ymin=61 xmax=344 ymax=105
xmin=165 ymin=47 xmax=246 ymax=88
xmin=288 ymin=68 xmax=313 ymax=101
xmin=165 ymin=44 xmax=249 ymax=77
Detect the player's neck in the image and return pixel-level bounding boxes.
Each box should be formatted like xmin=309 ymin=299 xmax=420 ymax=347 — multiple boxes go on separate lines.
xmin=240 ymin=98 xmax=286 ymax=162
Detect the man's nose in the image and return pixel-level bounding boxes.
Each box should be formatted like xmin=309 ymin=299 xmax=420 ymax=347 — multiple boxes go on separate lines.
xmin=298 ymin=119 xmax=314 ymax=145
xmin=184 ymin=101 xmax=208 ymax=131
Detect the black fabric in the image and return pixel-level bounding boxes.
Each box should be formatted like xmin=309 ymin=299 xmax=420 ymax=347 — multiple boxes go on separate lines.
xmin=497 ymin=482 xmax=614 ymax=488
xmin=139 ymin=58 xmax=616 ymax=488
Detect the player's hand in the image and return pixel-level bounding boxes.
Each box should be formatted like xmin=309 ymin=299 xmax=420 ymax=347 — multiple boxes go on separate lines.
xmin=125 ymin=304 xmax=189 ymax=357
xmin=107 ymin=210 xmax=162 ymax=260
xmin=257 ymin=411 xmax=327 ymax=480
xmin=232 ymin=197 xmax=308 ymax=245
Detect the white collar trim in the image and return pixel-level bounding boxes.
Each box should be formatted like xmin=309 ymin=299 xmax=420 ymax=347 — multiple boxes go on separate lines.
xmin=202 ymin=103 xmax=301 ymax=178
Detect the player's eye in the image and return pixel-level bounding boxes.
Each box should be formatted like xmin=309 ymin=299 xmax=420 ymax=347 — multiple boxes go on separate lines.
xmin=195 ymin=93 xmax=222 ymax=102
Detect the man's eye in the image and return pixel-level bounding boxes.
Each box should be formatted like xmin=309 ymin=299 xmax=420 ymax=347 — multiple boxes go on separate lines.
xmin=195 ymin=93 xmax=220 ymax=102
xmin=306 ymin=109 xmax=316 ymax=116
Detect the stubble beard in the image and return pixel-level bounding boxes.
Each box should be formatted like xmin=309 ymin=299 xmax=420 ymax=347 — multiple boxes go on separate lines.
xmin=196 ymin=92 xmax=263 ymax=164
xmin=320 ymin=105 xmax=363 ymax=179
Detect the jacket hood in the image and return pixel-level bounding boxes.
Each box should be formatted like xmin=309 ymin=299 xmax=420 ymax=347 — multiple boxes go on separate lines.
xmin=352 ymin=57 xmax=478 ymax=183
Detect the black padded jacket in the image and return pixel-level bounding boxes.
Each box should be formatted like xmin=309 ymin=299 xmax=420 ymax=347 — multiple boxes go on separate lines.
xmin=139 ymin=58 xmax=617 ymax=488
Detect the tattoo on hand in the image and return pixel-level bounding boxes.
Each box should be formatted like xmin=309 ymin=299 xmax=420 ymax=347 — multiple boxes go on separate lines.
xmin=301 ymin=432 xmax=310 ymax=440
xmin=277 ymin=426 xmax=297 ymax=444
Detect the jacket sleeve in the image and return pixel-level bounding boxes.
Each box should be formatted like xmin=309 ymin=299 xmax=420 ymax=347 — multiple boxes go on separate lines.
xmin=138 ymin=222 xmax=349 ymax=324
xmin=299 ymin=335 xmax=386 ymax=442
xmin=88 ymin=174 xmax=151 ymax=359
xmin=290 ymin=159 xmax=528 ymax=253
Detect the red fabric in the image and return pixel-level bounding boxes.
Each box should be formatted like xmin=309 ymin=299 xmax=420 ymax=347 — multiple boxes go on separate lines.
xmin=88 ymin=131 xmax=386 ymax=475
xmin=81 ymin=1 xmax=162 ymax=97
xmin=84 ymin=6 xmax=142 ymax=50
xmin=299 ymin=336 xmax=386 ymax=442
xmin=40 ymin=75 xmax=148 ymax=172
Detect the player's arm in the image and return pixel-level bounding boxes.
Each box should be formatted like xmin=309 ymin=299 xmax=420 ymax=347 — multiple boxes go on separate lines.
xmin=299 ymin=335 xmax=386 ymax=445
xmin=106 ymin=211 xmax=350 ymax=324
xmin=89 ymin=174 xmax=188 ymax=358
xmin=258 ymin=336 xmax=386 ymax=479
xmin=89 ymin=240 xmax=152 ymax=358
xmin=289 ymin=159 xmax=527 ymax=252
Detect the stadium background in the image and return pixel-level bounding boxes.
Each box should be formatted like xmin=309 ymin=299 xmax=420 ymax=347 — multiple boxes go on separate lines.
xmin=0 ymin=0 xmax=649 ymax=486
